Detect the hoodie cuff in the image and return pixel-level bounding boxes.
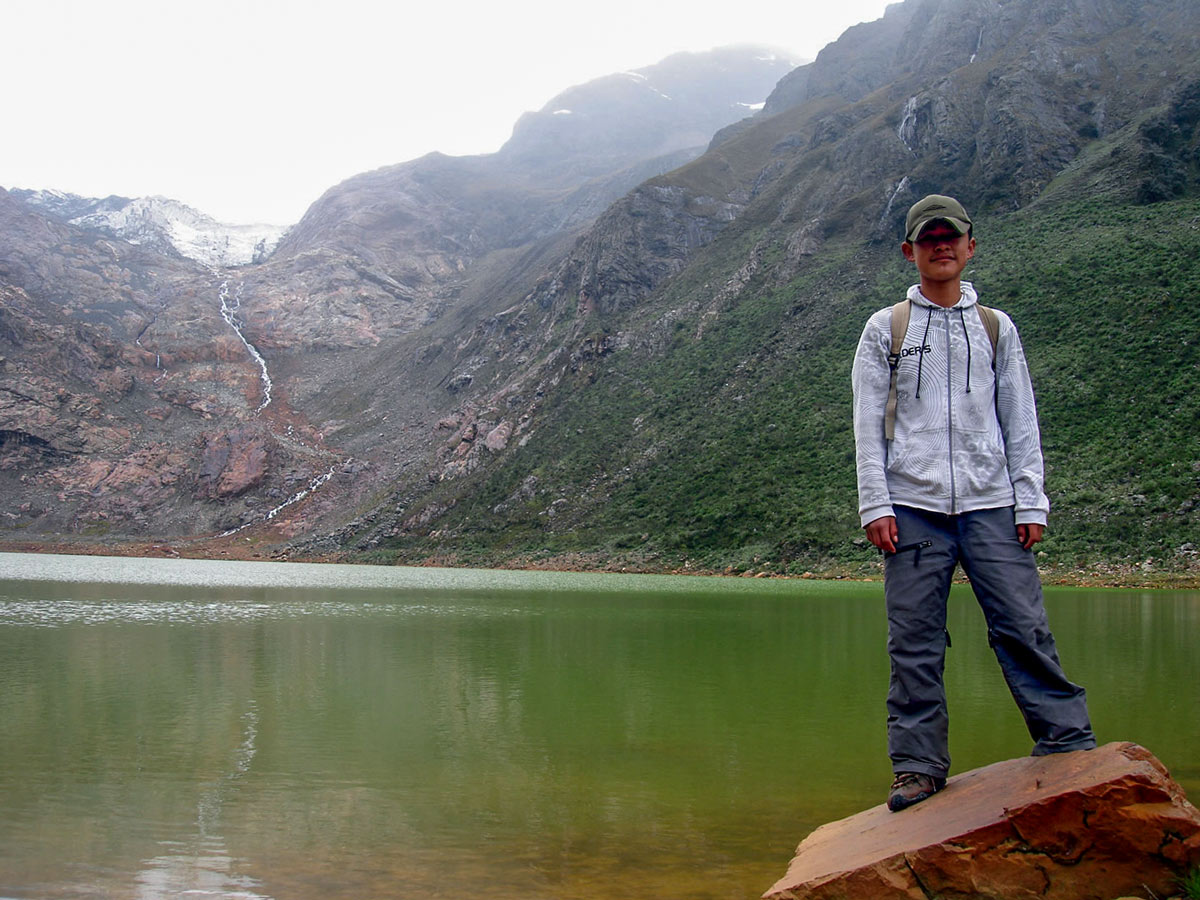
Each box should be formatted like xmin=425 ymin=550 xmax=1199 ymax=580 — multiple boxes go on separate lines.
xmin=1014 ymin=509 xmax=1048 ymax=527
xmin=860 ymin=504 xmax=896 ymax=528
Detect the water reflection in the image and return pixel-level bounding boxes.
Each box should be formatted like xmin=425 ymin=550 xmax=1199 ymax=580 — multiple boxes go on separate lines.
xmin=138 ymin=837 xmax=268 ymax=900
xmin=136 ymin=702 xmax=266 ymax=900
xmin=0 ymin=554 xmax=1196 ymax=900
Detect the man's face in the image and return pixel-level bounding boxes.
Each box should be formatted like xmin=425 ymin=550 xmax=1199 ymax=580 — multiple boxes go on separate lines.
xmin=902 ymin=221 xmax=975 ymax=284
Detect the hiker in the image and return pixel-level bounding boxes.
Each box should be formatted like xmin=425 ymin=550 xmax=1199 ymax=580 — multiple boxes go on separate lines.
xmin=851 ymin=194 xmax=1096 ymax=812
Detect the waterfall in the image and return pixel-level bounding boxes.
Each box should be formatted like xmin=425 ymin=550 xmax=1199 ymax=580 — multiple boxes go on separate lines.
xmin=264 ymin=466 xmax=338 ymax=522
xmin=897 ymin=96 xmax=919 ymax=153
xmin=219 ymin=464 xmax=342 ymax=537
xmin=209 ymin=274 xmax=344 ymax=538
xmin=218 ymin=280 xmax=272 ymax=412
xmin=881 ymin=177 xmax=912 ymax=228
xmin=134 ymin=296 xmax=168 ymax=369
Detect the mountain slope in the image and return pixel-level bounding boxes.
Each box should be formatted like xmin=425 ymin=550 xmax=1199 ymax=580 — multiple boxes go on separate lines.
xmin=498 ymin=45 xmax=791 ymax=178
xmin=2 ymin=3 xmax=1197 ymax=583
xmin=321 ymin=0 xmax=1200 ymax=580
xmin=250 ymin=47 xmax=795 ymax=356
xmin=0 ymin=46 xmax=794 ymax=546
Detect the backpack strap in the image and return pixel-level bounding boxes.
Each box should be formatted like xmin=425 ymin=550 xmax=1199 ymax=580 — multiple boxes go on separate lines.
xmin=884 ymin=300 xmax=910 ymax=441
xmin=976 ymin=304 xmax=999 ymax=360
xmin=885 ymin=301 xmax=1000 ymax=441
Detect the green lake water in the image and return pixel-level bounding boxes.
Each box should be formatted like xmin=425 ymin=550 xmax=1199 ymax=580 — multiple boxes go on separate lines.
xmin=0 ymin=552 xmax=1196 ymax=899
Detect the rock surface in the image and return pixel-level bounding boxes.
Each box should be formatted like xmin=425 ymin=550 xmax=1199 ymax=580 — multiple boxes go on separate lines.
xmin=763 ymin=742 xmax=1200 ymax=900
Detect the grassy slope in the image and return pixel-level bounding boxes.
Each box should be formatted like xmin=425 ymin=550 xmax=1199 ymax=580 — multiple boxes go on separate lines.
xmin=354 ymin=55 xmax=1200 ymax=587
xmin=975 ymin=197 xmax=1200 ymax=569
xmin=366 ymin=187 xmax=1199 ymax=582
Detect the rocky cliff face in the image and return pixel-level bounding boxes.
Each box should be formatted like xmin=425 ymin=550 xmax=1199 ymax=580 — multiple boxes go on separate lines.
xmin=632 ymin=0 xmax=1200 ymax=280
xmin=0 ymin=186 xmax=349 ymax=539
xmin=0 ymin=46 xmax=793 ymax=547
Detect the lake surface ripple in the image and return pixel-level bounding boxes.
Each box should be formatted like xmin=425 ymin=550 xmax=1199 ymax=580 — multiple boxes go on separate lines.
xmin=1 ymin=553 xmax=1196 ymax=899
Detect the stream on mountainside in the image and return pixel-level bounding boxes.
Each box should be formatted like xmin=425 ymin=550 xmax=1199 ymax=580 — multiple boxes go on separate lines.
xmin=219 ymin=464 xmax=341 ymax=537
xmin=134 ymin=295 xmax=169 ymax=370
xmin=212 ymin=276 xmax=347 ymax=537
xmin=218 ymin=278 xmax=272 ymax=412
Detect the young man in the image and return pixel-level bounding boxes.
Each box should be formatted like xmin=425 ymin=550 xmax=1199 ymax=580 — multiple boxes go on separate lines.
xmin=851 ymin=194 xmax=1096 ymax=812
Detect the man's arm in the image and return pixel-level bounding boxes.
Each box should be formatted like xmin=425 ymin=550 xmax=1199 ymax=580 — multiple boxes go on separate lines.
xmin=852 ymin=310 xmax=896 ymax=531
xmin=993 ymin=314 xmax=1050 ymax=528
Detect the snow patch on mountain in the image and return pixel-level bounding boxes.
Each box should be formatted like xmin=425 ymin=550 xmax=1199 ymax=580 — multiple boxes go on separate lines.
xmin=12 ymin=189 xmax=287 ymax=267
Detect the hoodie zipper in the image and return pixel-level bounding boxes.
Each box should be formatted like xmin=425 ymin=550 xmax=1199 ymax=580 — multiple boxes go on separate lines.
xmin=943 ymin=310 xmax=958 ymax=513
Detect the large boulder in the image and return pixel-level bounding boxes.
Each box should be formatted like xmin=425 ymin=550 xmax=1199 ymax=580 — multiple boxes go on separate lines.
xmin=196 ymin=426 xmax=272 ymax=500
xmin=764 ymin=742 xmax=1200 ymax=900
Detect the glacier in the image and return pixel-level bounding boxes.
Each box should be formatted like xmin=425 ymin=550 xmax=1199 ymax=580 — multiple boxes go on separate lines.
xmin=12 ymin=189 xmax=287 ymax=267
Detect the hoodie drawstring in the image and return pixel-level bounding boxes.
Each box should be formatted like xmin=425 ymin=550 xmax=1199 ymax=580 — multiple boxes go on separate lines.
xmin=958 ymin=307 xmax=973 ymax=393
xmin=914 ymin=306 xmax=933 ymax=399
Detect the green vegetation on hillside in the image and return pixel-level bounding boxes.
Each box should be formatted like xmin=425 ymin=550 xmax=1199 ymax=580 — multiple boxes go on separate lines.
xmin=972 ymin=198 xmax=1200 ymax=570
xmin=369 ymin=193 xmax=1199 ymax=581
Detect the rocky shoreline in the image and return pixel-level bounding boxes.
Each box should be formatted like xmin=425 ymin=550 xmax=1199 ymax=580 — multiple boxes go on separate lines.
xmin=1 ymin=537 xmax=1197 ymax=590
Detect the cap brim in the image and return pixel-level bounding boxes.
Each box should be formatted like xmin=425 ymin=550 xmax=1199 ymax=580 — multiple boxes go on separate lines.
xmin=908 ymin=216 xmax=970 ymax=242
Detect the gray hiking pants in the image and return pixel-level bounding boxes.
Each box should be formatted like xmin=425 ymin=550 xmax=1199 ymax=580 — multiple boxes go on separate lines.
xmin=884 ymin=505 xmax=1095 ymax=778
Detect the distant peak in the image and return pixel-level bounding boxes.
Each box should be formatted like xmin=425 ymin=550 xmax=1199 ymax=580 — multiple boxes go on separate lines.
xmin=15 ymin=189 xmax=286 ymax=266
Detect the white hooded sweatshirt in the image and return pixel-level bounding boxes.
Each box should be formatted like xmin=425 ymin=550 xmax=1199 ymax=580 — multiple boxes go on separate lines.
xmin=852 ymin=282 xmax=1050 ymax=528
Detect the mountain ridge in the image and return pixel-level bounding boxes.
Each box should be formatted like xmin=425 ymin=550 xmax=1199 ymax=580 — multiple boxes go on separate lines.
xmin=0 ymin=45 xmax=797 ymax=545
xmin=1 ymin=6 xmax=1198 ymax=584
xmin=9 ymin=189 xmax=286 ymax=266
xmin=304 ymin=0 xmax=1199 ymax=580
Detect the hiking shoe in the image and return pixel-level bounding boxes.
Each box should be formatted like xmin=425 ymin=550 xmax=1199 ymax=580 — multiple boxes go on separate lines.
xmin=887 ymin=772 xmax=945 ymax=812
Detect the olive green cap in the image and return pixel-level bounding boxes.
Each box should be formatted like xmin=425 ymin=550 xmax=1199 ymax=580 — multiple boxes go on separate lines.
xmin=904 ymin=194 xmax=972 ymax=242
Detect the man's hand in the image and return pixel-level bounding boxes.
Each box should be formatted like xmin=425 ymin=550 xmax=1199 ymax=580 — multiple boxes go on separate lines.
xmin=865 ymin=516 xmax=898 ymax=553
xmin=1017 ymin=522 xmax=1044 ymax=550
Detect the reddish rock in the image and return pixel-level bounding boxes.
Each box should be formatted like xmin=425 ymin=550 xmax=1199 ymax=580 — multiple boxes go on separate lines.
xmin=197 ymin=427 xmax=271 ymax=499
xmin=763 ymin=742 xmax=1200 ymax=900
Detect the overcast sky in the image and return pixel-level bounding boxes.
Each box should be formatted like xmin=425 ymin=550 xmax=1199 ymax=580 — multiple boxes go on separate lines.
xmin=3 ymin=0 xmax=896 ymax=226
